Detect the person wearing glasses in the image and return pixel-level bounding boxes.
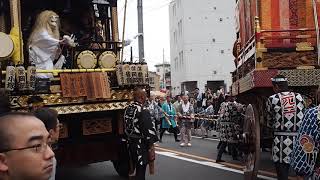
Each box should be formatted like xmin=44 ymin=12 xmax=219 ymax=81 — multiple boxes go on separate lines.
xmin=0 ymin=112 xmax=55 ymax=180
xmin=34 ymin=108 xmax=60 ymax=180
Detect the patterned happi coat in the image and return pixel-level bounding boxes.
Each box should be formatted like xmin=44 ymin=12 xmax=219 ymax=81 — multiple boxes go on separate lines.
xmin=161 ymin=102 xmax=177 ymax=128
xmin=124 ymin=102 xmax=159 ymax=165
xmin=291 ymin=106 xmax=320 ymax=178
xmin=267 ymin=92 xmax=305 ymax=164
xmin=218 ymin=101 xmax=243 ymax=143
xmin=178 ymin=102 xmax=195 ymax=128
xmin=145 ymin=100 xmax=161 ymax=123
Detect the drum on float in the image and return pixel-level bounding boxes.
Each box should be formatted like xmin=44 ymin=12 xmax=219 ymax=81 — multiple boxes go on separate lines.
xmin=76 ymin=50 xmax=97 ymax=69
xmin=98 ymin=51 xmax=117 ymax=68
xmin=0 ymin=32 xmax=14 ymax=60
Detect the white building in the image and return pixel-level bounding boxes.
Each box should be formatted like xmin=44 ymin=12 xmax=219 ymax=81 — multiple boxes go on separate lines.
xmin=149 ymin=71 xmax=161 ymax=91
xmin=169 ymin=0 xmax=236 ymax=95
xmin=155 ymin=63 xmax=171 ymax=90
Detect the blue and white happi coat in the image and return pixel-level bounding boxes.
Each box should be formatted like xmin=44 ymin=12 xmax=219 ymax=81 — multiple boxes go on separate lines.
xmin=291 ymin=106 xmax=320 ymax=179
xmin=267 ymin=92 xmax=305 ymax=164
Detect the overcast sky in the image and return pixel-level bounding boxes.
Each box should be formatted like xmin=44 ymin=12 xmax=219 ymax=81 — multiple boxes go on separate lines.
xmin=118 ymin=0 xmax=171 ymax=71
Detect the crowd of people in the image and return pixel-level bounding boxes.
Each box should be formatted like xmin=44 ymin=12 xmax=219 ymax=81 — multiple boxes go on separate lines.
xmin=2 ymin=76 xmax=320 ymax=180
xmin=137 ymin=75 xmax=320 ymax=180
xmin=142 ymin=85 xmax=246 ymax=165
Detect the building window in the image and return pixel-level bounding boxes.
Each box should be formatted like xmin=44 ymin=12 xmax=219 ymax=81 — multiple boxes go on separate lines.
xmin=212 ymin=38 xmax=216 ymax=43
xmin=172 ymin=4 xmax=176 ymax=16
xmin=181 ymin=51 xmax=184 ymax=66
xmin=178 ymin=19 xmax=182 ymax=37
xmin=219 ymin=18 xmax=223 ymax=22
xmin=177 ymin=0 xmax=181 ymax=7
xmin=174 ymin=57 xmax=178 ymax=70
xmin=179 ymin=51 xmax=184 ymax=67
xmin=174 ymin=31 xmax=177 ymax=44
xmin=221 ymin=50 xmax=224 ymax=54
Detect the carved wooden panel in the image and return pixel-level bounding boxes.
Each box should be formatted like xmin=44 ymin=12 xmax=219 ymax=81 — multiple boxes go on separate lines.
xmin=263 ymin=51 xmax=317 ymax=68
xmin=82 ymin=118 xmax=112 ymax=135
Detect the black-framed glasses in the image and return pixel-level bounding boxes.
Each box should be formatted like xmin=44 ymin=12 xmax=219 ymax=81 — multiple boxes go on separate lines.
xmin=0 ymin=142 xmax=52 ymax=153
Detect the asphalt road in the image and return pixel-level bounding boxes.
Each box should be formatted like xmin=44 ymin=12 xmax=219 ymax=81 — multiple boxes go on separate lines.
xmin=56 ymin=134 xmax=279 ymax=180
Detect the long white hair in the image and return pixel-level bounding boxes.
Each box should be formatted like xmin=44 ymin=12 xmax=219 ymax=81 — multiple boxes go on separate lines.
xmin=28 ymin=10 xmax=60 ymax=46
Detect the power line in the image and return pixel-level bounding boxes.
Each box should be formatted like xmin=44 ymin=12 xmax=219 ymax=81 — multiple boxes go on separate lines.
xmin=118 ymin=0 xmax=135 ymax=14
xmin=144 ymin=0 xmax=172 ymax=14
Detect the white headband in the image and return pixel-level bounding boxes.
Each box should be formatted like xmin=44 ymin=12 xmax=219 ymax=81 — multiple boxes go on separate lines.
xmin=271 ymin=77 xmax=287 ymax=82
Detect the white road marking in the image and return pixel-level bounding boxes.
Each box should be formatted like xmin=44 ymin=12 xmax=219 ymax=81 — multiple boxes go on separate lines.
xmin=156 ymin=151 xmax=276 ymax=180
xmin=191 ymin=135 xmax=219 ymax=141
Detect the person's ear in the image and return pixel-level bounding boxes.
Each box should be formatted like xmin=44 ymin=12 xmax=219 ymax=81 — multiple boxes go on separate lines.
xmin=0 ymin=153 xmax=9 ymax=172
xmin=48 ymin=129 xmax=57 ymax=137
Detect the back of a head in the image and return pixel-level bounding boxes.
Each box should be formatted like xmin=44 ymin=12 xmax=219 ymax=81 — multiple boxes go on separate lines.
xmin=33 ymin=108 xmax=58 ymax=131
xmin=0 ymin=91 xmax=10 ymax=115
xmin=271 ymin=75 xmax=289 ymax=92
xmin=133 ymin=88 xmax=146 ymax=102
xmin=0 ymin=112 xmax=35 ymax=152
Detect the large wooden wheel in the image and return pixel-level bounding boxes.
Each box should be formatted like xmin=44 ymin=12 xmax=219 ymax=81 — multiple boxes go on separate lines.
xmin=243 ymin=104 xmax=260 ymax=180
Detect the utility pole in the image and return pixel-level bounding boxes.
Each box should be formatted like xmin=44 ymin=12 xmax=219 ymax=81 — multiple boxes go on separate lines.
xmin=163 ymin=48 xmax=166 ymax=89
xmin=137 ymin=0 xmax=145 ymax=63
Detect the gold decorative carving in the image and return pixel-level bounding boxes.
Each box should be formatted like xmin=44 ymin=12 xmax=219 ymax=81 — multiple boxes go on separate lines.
xmin=50 ymin=85 xmax=61 ymax=93
xmin=279 ymin=69 xmax=320 ymax=86
xmin=52 ymin=102 xmax=130 ymax=114
xmin=82 ymin=118 xmax=112 ymax=135
xmin=296 ymin=42 xmax=314 ymax=51
xmin=17 ymin=96 xmax=29 ymax=107
xmin=59 ymin=123 xmax=68 ymax=139
xmin=257 ymin=44 xmax=267 ymax=53
xmin=9 ymin=90 xmax=132 ymax=108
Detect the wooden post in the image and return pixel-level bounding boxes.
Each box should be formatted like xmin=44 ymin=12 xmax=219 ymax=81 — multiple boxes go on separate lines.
xmin=255 ymin=16 xmax=267 ymax=70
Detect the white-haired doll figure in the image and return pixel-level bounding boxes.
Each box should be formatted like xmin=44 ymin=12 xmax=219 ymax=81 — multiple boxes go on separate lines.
xmin=28 ymin=10 xmax=75 ymax=78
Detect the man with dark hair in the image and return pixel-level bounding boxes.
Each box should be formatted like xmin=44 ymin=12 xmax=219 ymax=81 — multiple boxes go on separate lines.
xmin=159 ymin=96 xmax=179 ymax=142
xmin=34 ymin=108 xmax=60 ymax=180
xmin=0 ymin=90 xmax=10 ymax=115
xmin=173 ymin=95 xmax=182 ymax=113
xmin=124 ymin=88 xmax=158 ymax=180
xmin=216 ymin=94 xmax=241 ymax=162
xmin=27 ymin=96 xmax=44 ymax=111
xmin=267 ymin=75 xmax=305 ymax=180
xmin=0 ymin=112 xmax=55 ymax=180
xmin=194 ymin=88 xmax=204 ymax=113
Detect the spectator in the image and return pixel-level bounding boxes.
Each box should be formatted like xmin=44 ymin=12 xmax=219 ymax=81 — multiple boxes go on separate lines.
xmin=159 ymin=96 xmax=179 ymax=143
xmin=199 ymin=100 xmax=214 ymax=138
xmin=173 ymin=95 xmax=182 ymax=115
xmin=0 ymin=112 xmax=55 ymax=180
xmin=0 ymin=90 xmax=10 ymax=114
xmin=27 ymin=96 xmax=44 ymax=112
xmin=177 ymin=95 xmax=195 ymax=147
xmin=34 ymin=108 xmax=60 ymax=180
